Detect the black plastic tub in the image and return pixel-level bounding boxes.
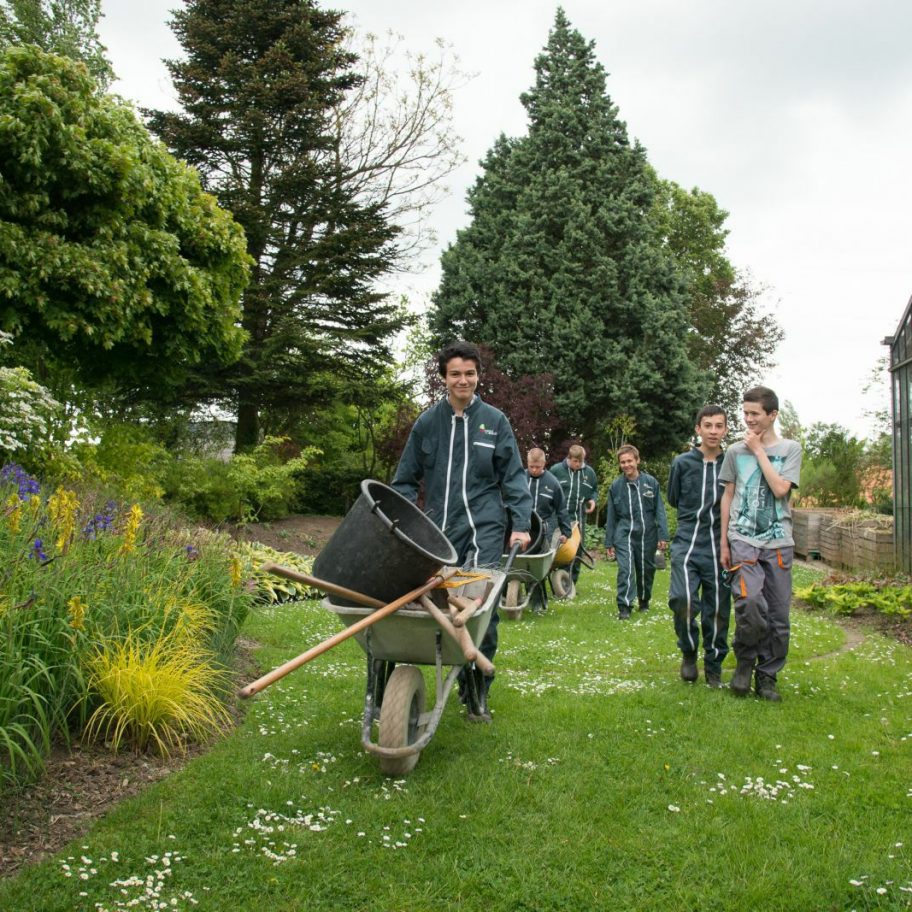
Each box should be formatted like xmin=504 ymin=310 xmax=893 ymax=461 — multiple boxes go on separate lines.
xmin=312 ymin=479 xmax=459 ymax=607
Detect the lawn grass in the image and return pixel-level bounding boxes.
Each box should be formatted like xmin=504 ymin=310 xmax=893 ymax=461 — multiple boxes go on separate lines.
xmin=2 ymin=559 xmax=911 ymax=911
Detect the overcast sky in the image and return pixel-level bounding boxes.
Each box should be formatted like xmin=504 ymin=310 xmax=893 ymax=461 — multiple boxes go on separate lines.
xmin=97 ymin=0 xmax=912 ymax=438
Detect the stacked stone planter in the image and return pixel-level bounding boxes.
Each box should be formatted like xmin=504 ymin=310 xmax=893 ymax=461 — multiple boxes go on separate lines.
xmin=793 ymin=508 xmax=844 ymax=560
xmin=794 ymin=508 xmax=895 ymax=571
xmin=819 ymin=517 xmax=845 ymax=566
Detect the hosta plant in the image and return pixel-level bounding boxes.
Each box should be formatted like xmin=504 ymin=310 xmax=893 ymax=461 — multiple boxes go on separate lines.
xmin=230 ymin=540 xmax=318 ymax=603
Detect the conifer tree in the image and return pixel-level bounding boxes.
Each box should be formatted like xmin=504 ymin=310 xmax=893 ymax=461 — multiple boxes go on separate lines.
xmin=651 ymin=178 xmax=782 ymax=423
xmin=431 ymin=9 xmax=706 ymax=454
xmin=147 ymin=0 xmax=405 ymax=451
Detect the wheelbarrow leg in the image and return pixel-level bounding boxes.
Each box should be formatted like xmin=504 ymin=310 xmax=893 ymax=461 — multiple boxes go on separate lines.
xmin=529 ymin=579 xmax=548 ymax=614
xmin=462 ymin=665 xmax=490 ymax=723
xmin=364 ymin=629 xmax=395 ymax=717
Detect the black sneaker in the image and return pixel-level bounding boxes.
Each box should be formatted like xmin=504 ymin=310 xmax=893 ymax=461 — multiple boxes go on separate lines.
xmin=705 ymin=670 xmax=723 ymax=689
xmin=755 ymin=672 xmax=782 ymax=702
xmin=618 ymin=608 xmax=631 ymax=620
xmin=680 ymin=654 xmax=698 ymax=682
xmin=638 ymin=601 xmax=650 ymax=612
xmin=730 ymin=659 xmax=754 ymax=696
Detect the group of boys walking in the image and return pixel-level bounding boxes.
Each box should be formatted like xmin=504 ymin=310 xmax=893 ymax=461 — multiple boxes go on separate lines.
xmin=392 ymin=340 xmax=803 ymax=719
xmin=600 ymin=390 xmax=802 ymax=701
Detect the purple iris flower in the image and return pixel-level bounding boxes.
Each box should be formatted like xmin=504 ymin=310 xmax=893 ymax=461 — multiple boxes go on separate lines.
xmin=30 ymin=538 xmax=48 ymax=561
xmin=1 ymin=463 xmax=41 ymax=500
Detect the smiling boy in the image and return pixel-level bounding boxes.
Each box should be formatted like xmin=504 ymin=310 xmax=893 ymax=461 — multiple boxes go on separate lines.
xmin=720 ymin=386 xmax=802 ymax=701
xmin=667 ymin=406 xmax=731 ymax=687
xmin=392 ymin=341 xmax=532 ymax=719
xmin=604 ymin=444 xmax=668 ymax=619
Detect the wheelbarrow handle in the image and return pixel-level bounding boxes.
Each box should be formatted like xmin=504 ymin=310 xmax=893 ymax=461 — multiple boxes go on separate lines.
xmin=259 ymin=562 xmax=384 ymax=609
xmin=502 ymin=540 xmax=523 ymax=577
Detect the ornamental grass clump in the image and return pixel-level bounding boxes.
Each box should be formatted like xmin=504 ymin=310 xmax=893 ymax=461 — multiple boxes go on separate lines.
xmin=85 ymin=630 xmax=232 ymax=756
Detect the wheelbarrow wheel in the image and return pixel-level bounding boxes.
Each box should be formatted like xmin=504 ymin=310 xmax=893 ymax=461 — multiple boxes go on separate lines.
xmin=551 ymin=568 xmax=573 ymax=599
xmin=378 ymin=665 xmax=426 ymax=777
xmin=502 ymin=579 xmax=523 ymax=620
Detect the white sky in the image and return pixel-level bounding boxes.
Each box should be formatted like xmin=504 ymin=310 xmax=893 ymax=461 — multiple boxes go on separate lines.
xmin=97 ymin=0 xmax=912 ymax=439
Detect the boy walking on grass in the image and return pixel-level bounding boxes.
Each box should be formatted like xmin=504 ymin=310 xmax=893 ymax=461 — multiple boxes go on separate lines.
xmin=604 ymin=445 xmax=668 ymax=619
xmin=720 ymin=387 xmax=802 ymax=702
xmin=392 ymin=341 xmax=532 ymax=721
xmin=667 ymin=406 xmax=731 ymax=688
xmin=551 ymin=444 xmax=598 ymax=585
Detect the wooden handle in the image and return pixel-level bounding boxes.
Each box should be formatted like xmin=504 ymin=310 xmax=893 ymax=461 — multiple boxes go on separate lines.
xmin=448 ymin=595 xmax=482 ymax=628
xmin=239 ymin=568 xmax=455 ymax=698
xmin=419 ymin=596 xmax=494 ymax=676
xmin=259 ymin=562 xmax=385 ymax=609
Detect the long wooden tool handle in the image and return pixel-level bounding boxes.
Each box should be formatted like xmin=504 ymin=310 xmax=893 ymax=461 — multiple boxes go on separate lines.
xmin=448 ymin=594 xmax=481 ymax=628
xmin=238 ymin=570 xmax=452 ymax=699
xmin=419 ymin=596 xmax=495 ymax=676
xmin=259 ymin=562 xmax=384 ymax=609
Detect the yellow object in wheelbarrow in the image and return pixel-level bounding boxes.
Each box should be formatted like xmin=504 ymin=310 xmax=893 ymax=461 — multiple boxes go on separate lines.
xmin=554 ymin=522 xmax=581 ymax=567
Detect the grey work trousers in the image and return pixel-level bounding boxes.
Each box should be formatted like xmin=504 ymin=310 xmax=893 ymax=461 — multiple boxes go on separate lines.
xmin=729 ymin=539 xmax=794 ymax=678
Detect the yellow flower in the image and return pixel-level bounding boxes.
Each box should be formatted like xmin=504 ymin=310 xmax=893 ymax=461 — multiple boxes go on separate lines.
xmin=229 ymin=556 xmax=243 ymax=588
xmin=48 ymin=486 xmax=79 ymax=553
xmin=119 ymin=504 xmax=144 ymax=555
xmin=67 ymin=595 xmax=87 ymax=631
xmin=5 ymin=493 xmax=22 ymax=534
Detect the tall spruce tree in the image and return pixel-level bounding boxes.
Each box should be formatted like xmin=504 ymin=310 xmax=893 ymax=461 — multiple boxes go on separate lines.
xmin=430 ymin=9 xmax=706 ymax=454
xmin=146 ymin=0 xmax=405 ymax=451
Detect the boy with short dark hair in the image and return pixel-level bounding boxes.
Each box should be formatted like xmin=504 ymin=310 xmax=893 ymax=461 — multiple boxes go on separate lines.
xmin=720 ymin=386 xmax=802 ymax=702
xmin=667 ymin=405 xmax=731 ymax=687
xmin=393 ymin=340 xmax=532 ymax=720
xmin=604 ymin=444 xmax=668 ymax=619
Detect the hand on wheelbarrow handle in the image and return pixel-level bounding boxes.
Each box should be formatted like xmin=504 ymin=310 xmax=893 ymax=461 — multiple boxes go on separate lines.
xmin=502 ymin=540 xmax=523 ymax=577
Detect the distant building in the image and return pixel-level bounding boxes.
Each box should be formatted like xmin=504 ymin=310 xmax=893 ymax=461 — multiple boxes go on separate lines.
xmin=884 ymin=294 xmax=912 ymax=572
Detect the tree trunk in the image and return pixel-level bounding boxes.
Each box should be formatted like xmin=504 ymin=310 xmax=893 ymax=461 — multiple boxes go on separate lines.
xmin=235 ymin=399 xmax=260 ymax=452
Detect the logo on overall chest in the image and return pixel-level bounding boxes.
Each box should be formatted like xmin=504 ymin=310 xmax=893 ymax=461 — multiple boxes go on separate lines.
xmin=476 ymin=423 xmax=498 ymax=438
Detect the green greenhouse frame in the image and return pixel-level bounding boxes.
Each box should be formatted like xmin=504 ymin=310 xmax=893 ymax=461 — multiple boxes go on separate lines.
xmin=885 ymin=294 xmax=912 ymax=573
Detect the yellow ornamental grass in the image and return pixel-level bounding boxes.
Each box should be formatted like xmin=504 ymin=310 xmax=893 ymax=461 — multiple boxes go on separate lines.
xmin=119 ymin=504 xmax=144 ymax=555
xmin=161 ymin=593 xmax=217 ymax=641
xmin=48 ymin=486 xmax=79 ymax=552
xmin=85 ymin=631 xmax=232 ymax=756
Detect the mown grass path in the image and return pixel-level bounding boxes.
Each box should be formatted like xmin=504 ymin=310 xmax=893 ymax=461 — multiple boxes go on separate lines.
xmin=2 ymin=562 xmax=911 ymax=911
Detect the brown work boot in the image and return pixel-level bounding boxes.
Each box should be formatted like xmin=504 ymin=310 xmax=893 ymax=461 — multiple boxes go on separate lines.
xmin=730 ymin=658 xmax=755 ymax=696
xmin=680 ymin=653 xmax=698 ymax=682
xmin=755 ymin=672 xmax=782 ymax=702
xmin=705 ymin=670 xmax=723 ymax=689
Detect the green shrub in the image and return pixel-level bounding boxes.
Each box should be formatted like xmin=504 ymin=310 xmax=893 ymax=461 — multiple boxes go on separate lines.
xmin=161 ymin=437 xmax=319 ymax=522
xmin=283 ymin=457 xmax=363 ymax=515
